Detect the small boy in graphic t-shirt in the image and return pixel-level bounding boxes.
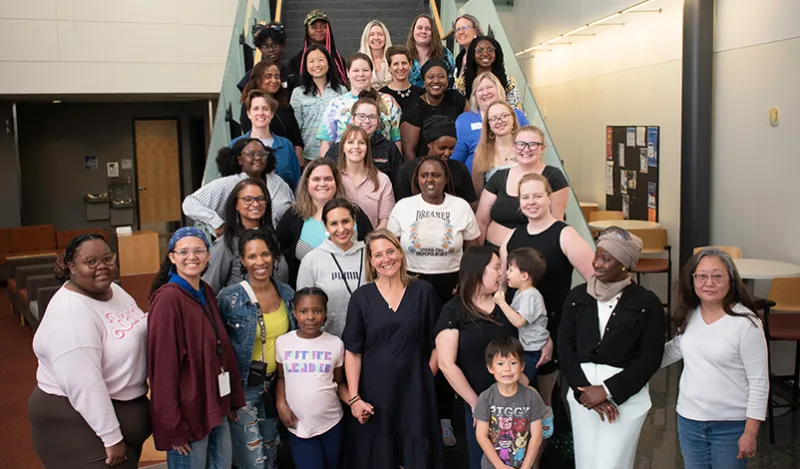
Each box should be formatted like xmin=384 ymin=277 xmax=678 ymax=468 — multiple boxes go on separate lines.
xmin=494 ymin=247 xmax=550 ymax=383
xmin=474 ymin=336 xmax=547 ymax=469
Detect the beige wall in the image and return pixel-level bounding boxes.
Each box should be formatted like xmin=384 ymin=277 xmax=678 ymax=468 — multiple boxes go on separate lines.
xmin=0 ymin=0 xmax=237 ymax=95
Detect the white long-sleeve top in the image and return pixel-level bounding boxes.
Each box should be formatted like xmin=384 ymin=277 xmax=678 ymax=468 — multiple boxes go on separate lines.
xmin=182 ymin=172 xmax=294 ymax=232
xmin=33 ymin=283 xmax=148 ymax=446
xmin=662 ymin=303 xmax=768 ymax=421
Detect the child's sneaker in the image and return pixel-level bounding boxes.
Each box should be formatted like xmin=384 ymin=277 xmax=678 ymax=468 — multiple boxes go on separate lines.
xmin=441 ymin=419 xmax=457 ymax=447
xmin=541 ymin=406 xmax=554 ymax=439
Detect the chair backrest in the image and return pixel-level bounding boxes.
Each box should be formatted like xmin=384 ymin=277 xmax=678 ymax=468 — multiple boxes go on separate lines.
xmin=37 ymin=285 xmax=61 ymax=321
xmin=6 ymin=254 xmax=57 ymax=280
xmin=692 ymin=245 xmax=742 ymax=259
xmin=120 ymin=273 xmax=157 ymax=312
xmin=57 ymin=229 xmax=111 ymax=251
xmin=15 ymin=264 xmax=56 ymax=291
xmin=589 ymin=210 xmax=624 ymax=222
xmin=10 ymin=225 xmax=56 ymax=252
xmin=26 ymin=274 xmax=60 ymax=307
xmin=768 ymin=277 xmax=800 ymax=312
xmin=629 ymin=228 xmax=668 ymax=253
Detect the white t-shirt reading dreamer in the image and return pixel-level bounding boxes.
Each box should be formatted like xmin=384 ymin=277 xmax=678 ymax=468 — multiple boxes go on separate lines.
xmin=276 ymin=330 xmax=345 ymax=438
xmin=387 ymin=193 xmax=480 ymax=274
xmin=33 ymin=283 xmax=148 ymax=447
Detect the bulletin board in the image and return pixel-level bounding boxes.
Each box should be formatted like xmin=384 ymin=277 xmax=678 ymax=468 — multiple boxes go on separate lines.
xmin=605 ymin=126 xmax=660 ymax=221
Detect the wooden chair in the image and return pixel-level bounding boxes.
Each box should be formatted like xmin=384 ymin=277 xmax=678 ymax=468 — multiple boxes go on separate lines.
xmin=762 ymin=277 xmax=800 ymax=443
xmin=629 ymin=228 xmax=672 ymax=335
xmin=692 ymin=245 xmax=743 ymax=259
xmin=589 ymin=210 xmax=624 ymax=222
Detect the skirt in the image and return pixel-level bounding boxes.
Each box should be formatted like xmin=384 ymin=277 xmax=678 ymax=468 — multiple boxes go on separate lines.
xmin=567 ymin=363 xmax=651 ymax=469
xmin=29 ymin=387 xmax=151 ymax=468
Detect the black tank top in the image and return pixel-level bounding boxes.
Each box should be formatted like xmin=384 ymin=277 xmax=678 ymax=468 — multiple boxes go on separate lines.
xmin=506 ymin=221 xmax=573 ymax=319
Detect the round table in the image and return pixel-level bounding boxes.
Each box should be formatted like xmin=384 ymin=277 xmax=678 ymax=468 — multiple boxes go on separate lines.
xmin=733 ymin=259 xmax=800 ymax=280
xmin=588 ymin=219 xmax=661 ymax=230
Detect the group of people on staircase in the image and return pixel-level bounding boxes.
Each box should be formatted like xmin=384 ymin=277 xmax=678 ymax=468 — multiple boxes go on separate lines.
xmin=27 ymin=7 xmax=768 ymax=469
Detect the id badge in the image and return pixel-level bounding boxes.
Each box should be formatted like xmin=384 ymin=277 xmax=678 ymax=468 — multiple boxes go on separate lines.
xmin=218 ymin=371 xmax=231 ymax=397
xmin=470 ymin=122 xmax=482 ymax=131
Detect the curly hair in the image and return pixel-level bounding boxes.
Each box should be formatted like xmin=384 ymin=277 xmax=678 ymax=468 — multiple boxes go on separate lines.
xmin=216 ymin=138 xmax=276 ymax=177
xmin=241 ymin=60 xmax=291 ymax=107
xmin=54 ymin=234 xmax=108 ymax=283
xmin=462 ymin=36 xmax=508 ymax=100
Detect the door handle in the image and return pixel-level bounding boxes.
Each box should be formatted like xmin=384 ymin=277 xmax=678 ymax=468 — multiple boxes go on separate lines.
xmin=137 ymin=186 xmax=147 ymax=191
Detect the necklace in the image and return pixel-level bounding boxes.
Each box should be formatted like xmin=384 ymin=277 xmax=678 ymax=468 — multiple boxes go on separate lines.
xmin=396 ymin=86 xmax=413 ymax=98
xmin=497 ymin=145 xmax=516 ymax=164
xmin=423 ymin=94 xmax=431 ymax=106
xmin=377 ymin=281 xmax=403 ymax=311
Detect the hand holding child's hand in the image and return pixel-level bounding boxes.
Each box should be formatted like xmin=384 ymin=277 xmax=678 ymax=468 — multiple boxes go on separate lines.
xmin=493 ymin=291 xmax=507 ymax=306
xmin=351 ymin=400 xmax=374 ymax=424
xmin=277 ymin=402 xmax=298 ymax=429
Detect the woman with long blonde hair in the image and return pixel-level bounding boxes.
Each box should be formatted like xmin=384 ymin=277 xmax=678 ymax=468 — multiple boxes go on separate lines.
xmin=472 ymin=101 xmax=520 ymax=194
xmin=342 ymin=229 xmax=444 ymax=468
xmin=359 ymin=20 xmax=393 ymax=90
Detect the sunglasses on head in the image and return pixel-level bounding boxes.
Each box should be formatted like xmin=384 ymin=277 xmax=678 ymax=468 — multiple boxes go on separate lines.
xmin=602 ymin=226 xmax=631 ymax=241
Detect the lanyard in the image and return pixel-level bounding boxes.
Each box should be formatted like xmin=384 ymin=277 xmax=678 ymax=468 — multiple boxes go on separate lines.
xmin=330 ymin=251 xmax=362 ymax=296
xmin=202 ymin=305 xmax=223 ymax=356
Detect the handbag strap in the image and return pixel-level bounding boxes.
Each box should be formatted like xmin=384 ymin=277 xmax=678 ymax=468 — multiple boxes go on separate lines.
xmin=240 ymin=281 xmax=267 ymax=363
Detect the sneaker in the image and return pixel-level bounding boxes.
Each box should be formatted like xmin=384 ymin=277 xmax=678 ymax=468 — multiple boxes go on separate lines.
xmin=541 ymin=406 xmax=554 ymax=439
xmin=441 ymin=419 xmax=457 ymax=447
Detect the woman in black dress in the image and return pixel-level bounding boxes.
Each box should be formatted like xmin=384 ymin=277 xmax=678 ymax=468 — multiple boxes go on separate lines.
xmin=342 ymin=229 xmax=444 ymax=469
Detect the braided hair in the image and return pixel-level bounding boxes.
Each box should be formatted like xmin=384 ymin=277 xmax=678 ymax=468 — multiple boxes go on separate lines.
xmin=54 ymin=234 xmax=107 ymax=283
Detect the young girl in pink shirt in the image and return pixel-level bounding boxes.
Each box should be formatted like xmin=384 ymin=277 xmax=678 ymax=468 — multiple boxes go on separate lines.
xmin=276 ymin=287 xmax=350 ymax=468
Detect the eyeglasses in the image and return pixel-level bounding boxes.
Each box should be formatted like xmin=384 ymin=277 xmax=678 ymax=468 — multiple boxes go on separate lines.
xmin=487 ymin=113 xmax=511 ymax=125
xmin=353 ymin=113 xmax=379 ymax=123
xmin=81 ymin=253 xmax=117 ymax=269
xmin=259 ymin=43 xmax=281 ymax=50
xmin=240 ymin=195 xmax=267 ymax=206
xmin=454 ymin=25 xmax=474 ymax=33
xmin=242 ymin=151 xmax=268 ymax=160
xmin=514 ymin=141 xmax=544 ymax=151
xmin=173 ymin=248 xmax=209 ymax=258
xmin=693 ymin=272 xmax=728 ymax=285
xmin=476 ymin=47 xmax=496 ymax=55
xmin=602 ymin=226 xmax=631 ymax=240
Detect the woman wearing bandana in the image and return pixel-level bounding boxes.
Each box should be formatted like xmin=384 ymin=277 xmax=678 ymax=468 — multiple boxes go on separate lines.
xmin=558 ymin=227 xmax=666 ymax=469
xmin=148 ymin=227 xmax=245 ymax=469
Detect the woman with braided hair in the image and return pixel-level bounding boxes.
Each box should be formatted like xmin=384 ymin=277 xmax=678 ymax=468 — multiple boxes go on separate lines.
xmin=288 ymin=10 xmax=347 ymax=86
xmin=29 ymin=234 xmax=151 ymax=468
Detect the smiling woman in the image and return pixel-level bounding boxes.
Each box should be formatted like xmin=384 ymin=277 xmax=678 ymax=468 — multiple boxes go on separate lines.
xmin=380 ymin=45 xmax=424 ymax=113
xmin=359 ymin=20 xmax=393 ymax=90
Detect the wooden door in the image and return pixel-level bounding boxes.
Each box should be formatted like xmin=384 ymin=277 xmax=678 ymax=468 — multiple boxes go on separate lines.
xmin=134 ymin=120 xmax=182 ymax=224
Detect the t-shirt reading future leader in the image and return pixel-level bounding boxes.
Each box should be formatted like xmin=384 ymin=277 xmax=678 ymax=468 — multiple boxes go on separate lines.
xmin=474 ymin=383 xmax=548 ymax=469
xmin=275 ymin=330 xmax=344 ymax=438
xmin=387 ymin=193 xmax=480 ymax=274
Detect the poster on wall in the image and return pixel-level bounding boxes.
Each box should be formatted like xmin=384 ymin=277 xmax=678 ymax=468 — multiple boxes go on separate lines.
xmin=626 ymin=127 xmax=636 ymax=147
xmin=606 ymin=125 xmax=659 ymax=222
xmin=647 ymin=127 xmax=659 ymax=167
xmin=636 ymin=126 xmax=646 ymax=146
xmin=648 ymin=182 xmax=657 ymax=209
xmin=85 ymin=156 xmax=98 ymax=170
xmin=606 ymin=127 xmax=613 ymax=160
xmin=622 ymin=194 xmax=630 ymax=219
xmin=618 ymin=143 xmax=625 ymax=167
xmin=639 ymin=148 xmax=648 ymax=174
xmin=620 ymin=171 xmax=628 ymax=194
xmin=606 ymin=161 xmax=614 ymax=196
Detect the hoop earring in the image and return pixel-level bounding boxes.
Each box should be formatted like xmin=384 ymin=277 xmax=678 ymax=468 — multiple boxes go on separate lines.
xmin=489 ymin=132 xmax=495 ymax=140
xmin=621 ymin=266 xmax=627 ymax=271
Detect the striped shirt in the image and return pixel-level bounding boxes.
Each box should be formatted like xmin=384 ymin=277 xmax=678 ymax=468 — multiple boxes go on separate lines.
xmin=182 ymin=172 xmax=294 ymax=233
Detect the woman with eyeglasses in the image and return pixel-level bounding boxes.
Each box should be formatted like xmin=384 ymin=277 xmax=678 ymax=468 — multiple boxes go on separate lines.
xmin=148 ymin=228 xmax=245 ymax=468
xmin=499 ymin=173 xmax=594 ymax=415
xmin=317 ymin=53 xmax=402 ymax=158
xmin=358 ymin=20 xmax=393 ymax=90
xmin=237 ymin=22 xmax=296 ymax=93
xmin=379 ymin=45 xmax=424 ymax=113
xmin=559 ymin=227 xmax=665 ymax=469
xmin=471 ymin=101 xmax=520 ymax=195
xmin=451 ymin=72 xmax=529 ymax=174
xmin=203 ymin=179 xmax=289 ymax=293
xmin=289 ymin=10 xmax=347 ymax=86
xmin=453 ymin=15 xmax=483 ymax=81
xmin=454 ymin=36 xmax=521 ymax=111
xmin=324 ymin=95 xmax=404 ymax=184
xmin=290 ymin=44 xmax=345 ymax=166
xmin=400 ymin=59 xmax=469 ymax=160
xmin=476 ymin=125 xmax=569 ymax=249
xmin=662 ymin=248 xmax=767 ymax=468
xmin=277 ymin=159 xmax=374 ymax=288
xmin=231 ymin=91 xmax=302 ymax=190
xmin=218 ymin=229 xmax=296 ymax=469
xmin=29 ymin=235 xmax=151 ymax=469
xmin=406 ymin=14 xmax=455 ymax=89
xmin=183 ymin=138 xmax=294 ymax=238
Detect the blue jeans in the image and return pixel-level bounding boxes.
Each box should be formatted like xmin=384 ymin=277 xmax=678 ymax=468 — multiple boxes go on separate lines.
xmin=464 ymin=405 xmax=482 ymax=469
xmin=167 ymin=420 xmax=231 ymax=469
xmin=287 ymin=418 xmax=344 ymax=469
xmin=678 ymin=415 xmax=748 ymax=468
xmin=230 ymin=385 xmax=280 ymax=469
xmin=523 ymin=350 xmax=542 ymax=383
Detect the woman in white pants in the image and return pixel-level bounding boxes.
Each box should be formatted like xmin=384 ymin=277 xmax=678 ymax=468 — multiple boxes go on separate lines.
xmin=558 ymin=227 xmax=666 ymax=468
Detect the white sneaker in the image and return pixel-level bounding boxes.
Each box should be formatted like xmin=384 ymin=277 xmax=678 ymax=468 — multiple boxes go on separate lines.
xmin=441 ymin=419 xmax=457 ymax=447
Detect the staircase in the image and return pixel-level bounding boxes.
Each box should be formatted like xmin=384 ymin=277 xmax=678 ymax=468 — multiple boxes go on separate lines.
xmin=280 ymin=0 xmax=427 ymax=61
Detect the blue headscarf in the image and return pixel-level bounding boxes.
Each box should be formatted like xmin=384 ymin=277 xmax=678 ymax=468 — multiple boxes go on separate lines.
xmin=167 ymin=227 xmax=211 ymax=307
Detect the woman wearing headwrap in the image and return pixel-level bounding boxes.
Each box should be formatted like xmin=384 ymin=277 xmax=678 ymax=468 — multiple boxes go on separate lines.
xmin=400 ymin=59 xmax=469 ymax=160
xmin=394 ymin=115 xmax=477 ymax=207
xmin=558 ymin=226 xmax=666 ymax=469
xmin=148 ymin=227 xmax=245 ymax=468
xmin=288 ymin=10 xmax=347 ymax=86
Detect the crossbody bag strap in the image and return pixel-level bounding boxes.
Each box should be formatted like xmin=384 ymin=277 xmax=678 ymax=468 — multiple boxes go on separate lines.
xmin=329 ymin=251 xmax=363 ymax=296
xmin=239 ymin=281 xmax=267 ymax=363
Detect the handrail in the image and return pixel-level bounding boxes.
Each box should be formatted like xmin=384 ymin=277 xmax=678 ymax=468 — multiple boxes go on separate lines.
xmin=429 ymin=0 xmax=447 ymax=41
xmin=274 ymin=0 xmax=283 ymax=23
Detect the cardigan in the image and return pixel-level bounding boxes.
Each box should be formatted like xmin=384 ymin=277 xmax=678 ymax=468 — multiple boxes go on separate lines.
xmin=276 ymin=206 xmax=373 ymax=288
xmin=558 ymin=282 xmax=665 ymax=405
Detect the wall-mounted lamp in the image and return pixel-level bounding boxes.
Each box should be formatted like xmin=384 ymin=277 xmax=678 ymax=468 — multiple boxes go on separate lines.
xmin=515 ymin=0 xmax=661 ymax=56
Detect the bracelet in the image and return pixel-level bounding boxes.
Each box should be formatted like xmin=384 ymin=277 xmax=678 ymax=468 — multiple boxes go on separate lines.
xmin=348 ymin=395 xmax=361 ymax=406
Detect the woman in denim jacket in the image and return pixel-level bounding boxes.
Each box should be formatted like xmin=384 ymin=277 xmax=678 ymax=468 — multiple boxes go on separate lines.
xmin=218 ymin=229 xmax=296 ymax=469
